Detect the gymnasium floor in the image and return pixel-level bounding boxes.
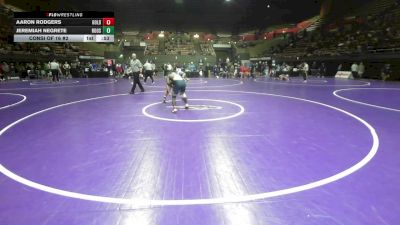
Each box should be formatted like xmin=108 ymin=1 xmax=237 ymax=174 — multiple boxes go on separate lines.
xmin=0 ymin=76 xmax=399 ymax=225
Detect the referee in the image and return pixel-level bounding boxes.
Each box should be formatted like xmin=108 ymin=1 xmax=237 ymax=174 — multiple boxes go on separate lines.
xmin=128 ymin=53 xmax=144 ymax=94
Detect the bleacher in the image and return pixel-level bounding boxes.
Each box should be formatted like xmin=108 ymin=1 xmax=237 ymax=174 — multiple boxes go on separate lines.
xmin=144 ymin=39 xmax=159 ymax=55
xmin=272 ymin=0 xmax=400 ymax=59
xmin=200 ymin=43 xmax=215 ymax=56
xmin=143 ymin=33 xmax=215 ymax=56
xmin=165 ymin=38 xmax=195 ymax=55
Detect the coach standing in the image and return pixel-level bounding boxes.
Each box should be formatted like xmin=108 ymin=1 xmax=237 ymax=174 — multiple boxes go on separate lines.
xmin=50 ymin=59 xmax=62 ymax=82
xmin=129 ymin=53 xmax=144 ymax=94
xmin=143 ymin=60 xmax=154 ymax=84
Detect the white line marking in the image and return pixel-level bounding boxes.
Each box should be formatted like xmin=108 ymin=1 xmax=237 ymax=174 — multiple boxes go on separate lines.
xmin=0 ymin=93 xmax=27 ymax=110
xmin=0 ymin=90 xmax=379 ymax=207
xmin=0 ymin=79 xmax=116 ymax=91
xmin=142 ymin=99 xmax=244 ymax=122
xmin=255 ymin=78 xmax=370 ymax=87
xmin=333 ymin=88 xmax=400 ymax=112
xmin=30 ymin=80 xmax=80 ymax=86
xmin=185 ymin=80 xmax=208 ymax=84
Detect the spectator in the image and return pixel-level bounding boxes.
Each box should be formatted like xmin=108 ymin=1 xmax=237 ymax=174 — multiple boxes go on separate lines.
xmin=43 ymin=61 xmax=50 ymax=79
xmin=381 ymin=64 xmax=391 ymax=81
xmin=9 ymin=62 xmax=16 ymax=79
xmin=34 ymin=62 xmax=41 ymax=79
xmin=302 ymin=62 xmax=309 ymax=82
xmin=319 ymin=63 xmax=327 ymax=78
xmin=351 ymin=62 xmax=359 ymax=79
xmin=0 ymin=62 xmax=3 ymax=81
xmin=70 ymin=61 xmax=78 ymax=77
xmin=63 ymin=61 xmax=71 ymax=78
xmin=358 ymin=62 xmax=365 ymax=78
xmin=337 ymin=63 xmax=343 ymax=72
xmin=143 ymin=60 xmax=154 ymax=84
xmin=1 ymin=61 xmax=9 ymax=81
xmin=151 ymin=60 xmax=156 ymax=77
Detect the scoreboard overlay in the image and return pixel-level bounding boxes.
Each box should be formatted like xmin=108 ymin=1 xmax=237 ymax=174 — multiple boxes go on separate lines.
xmin=13 ymin=12 xmax=114 ymax=43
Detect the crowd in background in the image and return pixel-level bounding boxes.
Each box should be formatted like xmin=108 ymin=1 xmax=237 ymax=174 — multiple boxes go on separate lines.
xmin=271 ymin=1 xmax=400 ymax=57
xmin=0 ymin=1 xmax=398 ymax=81
xmin=1 ymin=56 xmax=393 ymax=82
xmin=0 ymin=60 xmax=85 ymax=81
xmin=144 ymin=33 xmax=215 ymax=56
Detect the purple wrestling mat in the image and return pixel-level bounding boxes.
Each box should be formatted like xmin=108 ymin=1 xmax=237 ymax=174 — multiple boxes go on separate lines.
xmin=0 ymin=77 xmax=399 ymax=225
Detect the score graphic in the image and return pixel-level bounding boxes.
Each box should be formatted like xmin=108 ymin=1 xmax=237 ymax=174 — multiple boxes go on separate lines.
xmin=103 ymin=18 xmax=114 ymax=26
xmin=102 ymin=18 xmax=114 ymax=35
xmin=13 ymin=12 xmax=115 ymax=43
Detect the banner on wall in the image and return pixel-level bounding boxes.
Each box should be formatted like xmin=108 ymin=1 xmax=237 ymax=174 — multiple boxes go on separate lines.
xmin=335 ymin=71 xmax=352 ymax=79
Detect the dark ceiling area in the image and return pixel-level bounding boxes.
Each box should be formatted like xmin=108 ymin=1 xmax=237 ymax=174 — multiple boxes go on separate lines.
xmin=67 ymin=0 xmax=323 ymax=33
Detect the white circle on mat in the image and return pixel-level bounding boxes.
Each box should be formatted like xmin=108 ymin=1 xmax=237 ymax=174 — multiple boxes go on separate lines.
xmin=186 ymin=79 xmax=208 ymax=84
xmin=0 ymin=93 xmax=27 ymax=110
xmin=0 ymin=90 xmax=379 ymax=207
xmin=142 ymin=98 xmax=245 ymax=122
xmin=143 ymin=79 xmax=242 ymax=89
xmin=334 ymin=88 xmax=400 ymax=112
xmin=255 ymin=78 xmax=370 ymax=87
xmin=0 ymin=79 xmax=116 ymax=91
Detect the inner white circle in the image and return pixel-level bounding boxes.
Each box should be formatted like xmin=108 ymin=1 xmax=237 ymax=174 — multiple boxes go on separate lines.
xmin=333 ymin=88 xmax=400 ymax=112
xmin=143 ymin=78 xmax=243 ymax=89
xmin=144 ymin=80 xmax=207 ymax=86
xmin=142 ymin=99 xmax=245 ymax=122
xmin=0 ymin=93 xmax=27 ymax=110
xmin=255 ymin=78 xmax=370 ymax=87
xmin=0 ymin=90 xmax=379 ymax=207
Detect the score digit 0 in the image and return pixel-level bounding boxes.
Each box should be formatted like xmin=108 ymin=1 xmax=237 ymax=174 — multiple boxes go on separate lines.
xmin=102 ymin=18 xmax=115 ymax=26
xmin=102 ymin=26 xmax=114 ymax=34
